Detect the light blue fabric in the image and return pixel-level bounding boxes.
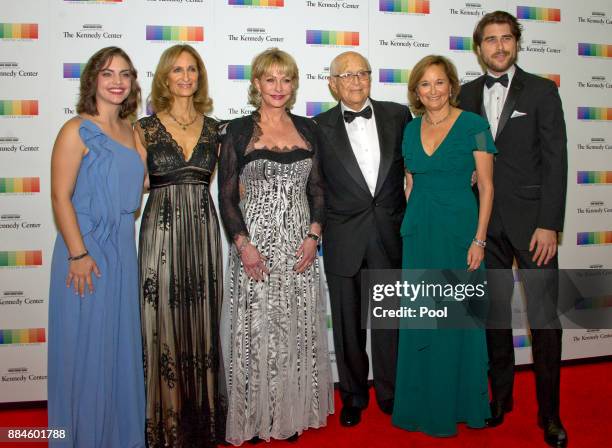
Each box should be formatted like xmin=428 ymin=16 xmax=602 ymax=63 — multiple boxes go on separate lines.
xmin=48 ymin=119 xmax=145 ymax=447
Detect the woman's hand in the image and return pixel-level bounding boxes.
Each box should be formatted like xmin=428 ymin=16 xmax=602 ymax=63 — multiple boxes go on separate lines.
xmin=294 ymin=238 xmax=318 ymax=273
xmin=467 ymin=243 xmax=484 ymax=272
xmin=240 ymin=243 xmax=269 ymax=281
xmin=66 ymin=255 xmax=101 ymax=298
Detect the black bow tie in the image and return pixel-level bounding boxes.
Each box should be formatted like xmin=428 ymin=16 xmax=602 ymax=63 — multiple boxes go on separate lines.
xmin=485 ymin=73 xmax=509 ymax=88
xmin=343 ymin=105 xmax=372 ymax=123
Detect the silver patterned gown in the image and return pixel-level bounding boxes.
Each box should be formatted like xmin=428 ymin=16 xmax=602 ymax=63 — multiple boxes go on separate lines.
xmin=218 ymin=114 xmax=334 ymax=445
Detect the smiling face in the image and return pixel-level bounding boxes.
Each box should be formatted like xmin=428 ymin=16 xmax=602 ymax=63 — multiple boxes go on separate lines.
xmin=477 ymin=22 xmax=518 ymax=76
xmin=96 ymin=55 xmax=132 ymax=106
xmin=329 ymin=52 xmax=371 ymax=111
xmin=254 ymin=66 xmax=294 ymax=110
xmin=166 ymin=51 xmax=199 ymax=99
xmin=415 ymin=64 xmax=451 ymax=114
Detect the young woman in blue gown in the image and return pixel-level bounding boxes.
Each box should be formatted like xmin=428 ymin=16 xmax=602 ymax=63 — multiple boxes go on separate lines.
xmin=48 ymin=47 xmax=146 ymax=447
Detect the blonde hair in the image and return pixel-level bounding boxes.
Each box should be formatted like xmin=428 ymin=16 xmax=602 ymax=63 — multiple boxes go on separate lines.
xmin=150 ymin=44 xmax=212 ymax=114
xmin=408 ymin=55 xmax=460 ymax=116
xmin=248 ymin=48 xmax=299 ymax=110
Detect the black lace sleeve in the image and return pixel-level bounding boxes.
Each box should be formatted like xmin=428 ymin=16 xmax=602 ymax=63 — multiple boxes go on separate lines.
xmin=307 ymin=126 xmax=326 ymax=228
xmin=218 ymin=124 xmax=249 ymax=241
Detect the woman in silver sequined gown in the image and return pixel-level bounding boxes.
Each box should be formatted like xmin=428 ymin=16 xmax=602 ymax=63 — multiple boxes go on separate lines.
xmin=218 ymin=48 xmax=334 ymax=445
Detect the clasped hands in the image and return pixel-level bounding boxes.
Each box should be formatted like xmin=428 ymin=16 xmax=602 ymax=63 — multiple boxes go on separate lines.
xmin=239 ymin=236 xmax=318 ymax=281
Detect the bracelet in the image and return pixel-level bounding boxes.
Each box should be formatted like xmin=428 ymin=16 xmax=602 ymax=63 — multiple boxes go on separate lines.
xmin=472 ymin=238 xmax=486 ymax=248
xmin=236 ymin=237 xmax=250 ymax=255
xmin=306 ymin=232 xmax=320 ymax=242
xmin=68 ymin=251 xmax=89 ymax=261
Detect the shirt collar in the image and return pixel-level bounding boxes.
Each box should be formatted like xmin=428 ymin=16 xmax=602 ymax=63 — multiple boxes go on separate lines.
xmin=340 ymin=98 xmax=373 ymax=114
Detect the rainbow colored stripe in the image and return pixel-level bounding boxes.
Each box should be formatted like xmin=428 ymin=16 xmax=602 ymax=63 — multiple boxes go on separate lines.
xmin=64 ymin=0 xmax=122 ymax=2
xmin=576 ymin=295 xmax=612 ymax=310
xmin=63 ymin=63 xmax=85 ymax=79
xmin=577 ymin=107 xmax=612 ymax=120
xmin=306 ymin=30 xmax=359 ymax=46
xmin=0 ymin=177 xmax=40 ymax=193
xmin=228 ymin=65 xmax=252 ymax=80
xmin=449 ymin=36 xmax=473 ymax=51
xmin=379 ymin=69 xmax=411 ymax=83
xmin=537 ymin=73 xmax=560 ymax=87
xmin=0 ymin=100 xmax=39 ymax=116
xmin=0 ymin=328 xmax=46 ymax=345
xmin=577 ymin=232 xmax=612 ymax=245
xmin=0 ymin=251 xmax=43 ymax=267
xmin=228 ymin=0 xmax=284 ymax=5
xmin=516 ymin=6 xmax=560 ymax=22
xmin=0 ymin=23 xmax=38 ymax=39
xmin=146 ymin=26 xmax=203 ymax=42
xmin=379 ymin=0 xmax=430 ymax=13
xmin=513 ymin=334 xmax=532 ymax=348
xmin=306 ymin=102 xmax=336 ymax=117
xmin=578 ymin=43 xmax=612 ymax=57
xmin=577 ymin=171 xmax=612 ymax=184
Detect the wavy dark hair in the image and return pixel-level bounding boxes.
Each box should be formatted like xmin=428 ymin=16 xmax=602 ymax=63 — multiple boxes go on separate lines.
xmin=150 ymin=44 xmax=213 ymax=114
xmin=473 ymin=10 xmax=523 ymax=48
xmin=76 ymin=46 xmax=140 ymax=120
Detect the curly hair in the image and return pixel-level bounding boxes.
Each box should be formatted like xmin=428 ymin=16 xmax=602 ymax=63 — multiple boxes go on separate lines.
xmin=248 ymin=48 xmax=299 ymax=110
xmin=407 ymin=55 xmax=460 ymax=116
xmin=76 ymin=46 xmax=141 ymax=120
xmin=150 ymin=44 xmax=213 ymax=114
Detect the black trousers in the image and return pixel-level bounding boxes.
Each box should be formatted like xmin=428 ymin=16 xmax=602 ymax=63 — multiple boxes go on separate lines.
xmin=325 ymin=235 xmax=398 ymax=411
xmin=485 ymin=209 xmax=562 ymax=419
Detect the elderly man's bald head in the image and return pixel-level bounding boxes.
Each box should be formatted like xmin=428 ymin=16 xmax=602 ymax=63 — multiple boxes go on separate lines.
xmin=329 ymin=51 xmax=371 ymax=76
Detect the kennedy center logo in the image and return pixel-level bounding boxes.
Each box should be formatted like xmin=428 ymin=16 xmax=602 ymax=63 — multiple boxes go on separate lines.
xmin=577 ymin=107 xmax=612 ymax=121
xmin=0 ymin=251 xmax=43 ymax=267
xmin=577 ymin=231 xmax=612 ymax=246
xmin=578 ymin=43 xmax=612 ymax=58
xmin=146 ymin=26 xmax=204 ymax=42
xmin=306 ymin=30 xmax=359 ymax=46
xmin=516 ymin=6 xmax=560 ymax=22
xmin=379 ymin=0 xmax=429 ymax=14
xmin=449 ymin=36 xmax=473 ymax=51
xmin=379 ymin=69 xmax=411 ymax=84
xmin=0 ymin=101 xmax=38 ymax=117
xmin=306 ymin=102 xmax=336 ymax=117
xmin=0 ymin=23 xmax=38 ymax=40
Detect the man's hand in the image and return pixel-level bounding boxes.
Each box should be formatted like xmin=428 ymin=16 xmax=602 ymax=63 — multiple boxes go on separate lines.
xmin=529 ymin=228 xmax=557 ymax=266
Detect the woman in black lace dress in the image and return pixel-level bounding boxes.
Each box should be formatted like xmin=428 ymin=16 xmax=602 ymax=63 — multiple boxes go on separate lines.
xmin=218 ymin=48 xmax=334 ymax=445
xmin=134 ymin=44 xmax=225 ymax=447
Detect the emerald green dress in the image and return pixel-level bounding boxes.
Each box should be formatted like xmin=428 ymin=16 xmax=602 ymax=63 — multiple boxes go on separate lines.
xmin=391 ymin=111 xmax=497 ymax=437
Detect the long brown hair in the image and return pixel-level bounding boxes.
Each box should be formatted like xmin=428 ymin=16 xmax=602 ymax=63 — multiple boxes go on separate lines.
xmin=150 ymin=44 xmax=213 ymax=114
xmin=76 ymin=46 xmax=141 ymax=120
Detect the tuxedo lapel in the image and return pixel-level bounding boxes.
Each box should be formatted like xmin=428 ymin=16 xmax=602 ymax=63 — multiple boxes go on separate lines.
xmin=327 ymin=105 xmax=371 ymax=195
xmin=471 ymin=76 xmax=487 ymax=120
xmin=372 ymin=100 xmax=393 ymax=197
xmin=496 ymin=67 xmax=525 ymax=140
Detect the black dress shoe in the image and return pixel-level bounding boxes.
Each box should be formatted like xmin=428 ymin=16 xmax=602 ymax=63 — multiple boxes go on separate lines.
xmin=286 ymin=433 xmax=299 ymax=443
xmin=539 ymin=417 xmax=568 ymax=447
xmin=340 ymin=406 xmax=362 ymax=427
xmin=248 ymin=436 xmax=264 ymax=444
xmin=485 ymin=400 xmax=513 ymax=428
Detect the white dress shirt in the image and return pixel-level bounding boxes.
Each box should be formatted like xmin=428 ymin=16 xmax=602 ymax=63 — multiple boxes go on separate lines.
xmin=341 ymin=99 xmax=380 ymax=196
xmin=483 ymin=65 xmax=516 ymax=138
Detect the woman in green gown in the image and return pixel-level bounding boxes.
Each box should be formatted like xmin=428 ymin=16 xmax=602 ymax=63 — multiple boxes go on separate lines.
xmin=392 ymin=55 xmax=496 ymax=436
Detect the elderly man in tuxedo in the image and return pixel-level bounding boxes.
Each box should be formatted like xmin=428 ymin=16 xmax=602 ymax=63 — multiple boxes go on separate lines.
xmin=314 ymin=51 xmax=411 ymax=427
xmin=458 ymin=11 xmax=568 ymax=448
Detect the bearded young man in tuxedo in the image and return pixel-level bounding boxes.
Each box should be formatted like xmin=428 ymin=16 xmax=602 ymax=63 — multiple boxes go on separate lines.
xmin=314 ymin=51 xmax=411 ymax=427
xmin=458 ymin=11 xmax=568 ymax=448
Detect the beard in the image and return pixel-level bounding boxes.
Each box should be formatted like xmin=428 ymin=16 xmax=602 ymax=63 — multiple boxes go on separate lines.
xmin=482 ymin=50 xmax=517 ymax=74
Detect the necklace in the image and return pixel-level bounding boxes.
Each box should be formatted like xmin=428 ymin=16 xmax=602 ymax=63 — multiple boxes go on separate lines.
xmin=168 ymin=111 xmax=199 ymax=131
xmin=424 ymin=109 xmax=451 ymax=126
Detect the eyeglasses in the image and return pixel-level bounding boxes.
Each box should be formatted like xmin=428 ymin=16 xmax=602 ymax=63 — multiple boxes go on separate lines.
xmin=333 ymin=70 xmax=372 ymax=82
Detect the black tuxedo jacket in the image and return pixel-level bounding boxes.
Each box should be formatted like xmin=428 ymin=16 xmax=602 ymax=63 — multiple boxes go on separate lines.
xmin=458 ymin=66 xmax=567 ymax=249
xmin=314 ymin=100 xmax=411 ymax=276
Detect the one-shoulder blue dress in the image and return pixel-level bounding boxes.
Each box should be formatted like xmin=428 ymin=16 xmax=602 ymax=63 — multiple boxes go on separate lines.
xmin=48 ymin=119 xmax=145 ymax=447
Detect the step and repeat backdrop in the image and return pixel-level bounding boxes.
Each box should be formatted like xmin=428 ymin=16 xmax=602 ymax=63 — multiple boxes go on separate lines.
xmin=1 ymin=0 xmax=611 ymax=403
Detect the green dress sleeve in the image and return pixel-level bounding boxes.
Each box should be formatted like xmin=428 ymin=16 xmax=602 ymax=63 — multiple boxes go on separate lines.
xmin=468 ymin=113 xmax=498 ymax=154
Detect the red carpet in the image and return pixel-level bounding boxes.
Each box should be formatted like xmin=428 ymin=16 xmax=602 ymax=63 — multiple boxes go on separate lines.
xmin=1 ymin=361 xmax=610 ymax=447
